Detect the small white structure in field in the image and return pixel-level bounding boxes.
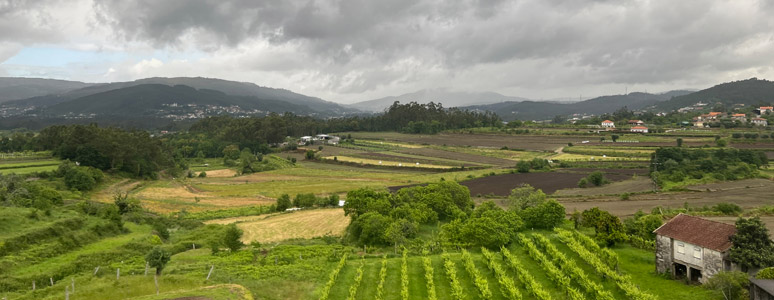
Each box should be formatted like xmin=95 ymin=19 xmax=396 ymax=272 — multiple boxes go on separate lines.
xmin=630 ymin=126 xmax=649 ymax=133
xmin=300 ymin=136 xmax=313 ymax=143
xmin=601 ymin=120 xmax=615 ymax=128
xmin=338 ymin=200 xmax=346 ymax=207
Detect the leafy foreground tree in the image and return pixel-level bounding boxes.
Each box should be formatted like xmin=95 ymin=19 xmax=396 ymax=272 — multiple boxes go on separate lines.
xmin=729 ymin=216 xmax=774 ymax=270
xmin=146 ymin=246 xmax=171 ymax=294
xmin=223 ymin=224 xmax=244 ymax=252
xmin=704 ymin=271 xmax=749 ymax=300
xmin=581 ymin=207 xmax=627 ymax=246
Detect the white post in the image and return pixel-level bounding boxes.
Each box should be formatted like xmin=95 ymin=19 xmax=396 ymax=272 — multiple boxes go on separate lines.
xmin=50 ymin=278 xmax=53 ymax=286
xmin=154 ymin=274 xmax=159 ymax=295
xmin=65 ymin=286 xmax=69 ymax=300
xmin=94 ymin=266 xmax=100 ymax=275
xmin=193 ymin=243 xmax=196 ymax=250
xmin=32 ymin=281 xmax=35 ymax=290
xmin=116 ymin=268 xmax=120 ymax=281
xmin=71 ymin=277 xmax=75 ymax=293
xmin=145 ymin=262 xmax=149 ymax=276
xmin=206 ymin=265 xmax=214 ymax=280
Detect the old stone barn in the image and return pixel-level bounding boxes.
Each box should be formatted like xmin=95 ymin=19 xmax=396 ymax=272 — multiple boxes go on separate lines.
xmin=654 ymin=213 xmax=738 ymax=283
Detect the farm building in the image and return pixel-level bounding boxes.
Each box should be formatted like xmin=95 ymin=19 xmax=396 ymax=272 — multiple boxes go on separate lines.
xmin=731 ymin=113 xmax=747 ymax=122
xmin=300 ymin=136 xmax=313 ymax=143
xmin=750 ymin=278 xmax=774 ymax=300
xmin=758 ymin=106 xmax=774 ymax=115
xmin=630 ymin=126 xmax=648 ymax=133
xmin=654 ymin=214 xmax=739 ymax=284
xmin=601 ymin=120 xmax=615 ymax=128
xmin=753 ymin=118 xmax=769 ymax=126
xmin=628 ymin=120 xmax=645 ymax=125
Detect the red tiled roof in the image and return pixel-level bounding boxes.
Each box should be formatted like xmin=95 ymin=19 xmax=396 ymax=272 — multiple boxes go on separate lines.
xmin=654 ymin=214 xmax=736 ymax=252
xmin=709 ymin=112 xmax=722 ymax=116
xmin=753 ymin=118 xmax=767 ymax=121
xmin=761 ymin=106 xmax=773 ymax=110
xmin=733 ymin=114 xmax=746 ymax=117
xmin=631 ymin=126 xmax=648 ymax=129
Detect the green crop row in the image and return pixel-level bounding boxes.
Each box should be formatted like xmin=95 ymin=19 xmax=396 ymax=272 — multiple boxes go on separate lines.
xmin=461 ymin=249 xmax=492 ymax=300
xmin=501 ymin=247 xmax=552 ymax=300
xmin=555 ymin=229 xmax=656 ymax=300
xmin=319 ymin=253 xmax=347 ymax=300
xmin=481 ymin=248 xmax=522 ymax=300
xmin=441 ymin=253 xmax=465 ymax=300
xmin=375 ymin=257 xmax=387 ymax=300
xmin=532 ymin=234 xmax=615 ymax=300
xmin=518 ymin=234 xmax=583 ymax=300
xmin=401 ymin=250 xmax=409 ymax=300
xmin=346 ymin=262 xmax=364 ymax=300
xmin=422 ymin=256 xmax=438 ymax=300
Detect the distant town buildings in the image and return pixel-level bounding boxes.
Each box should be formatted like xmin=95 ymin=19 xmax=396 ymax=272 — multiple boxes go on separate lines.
xmin=630 ymin=126 xmax=648 ymax=133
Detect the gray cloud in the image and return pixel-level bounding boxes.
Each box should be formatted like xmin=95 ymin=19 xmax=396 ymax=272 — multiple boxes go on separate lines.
xmin=4 ymin=0 xmax=774 ymax=101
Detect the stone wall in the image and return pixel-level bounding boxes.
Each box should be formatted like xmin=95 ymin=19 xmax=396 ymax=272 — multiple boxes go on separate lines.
xmin=656 ymin=234 xmax=673 ymax=274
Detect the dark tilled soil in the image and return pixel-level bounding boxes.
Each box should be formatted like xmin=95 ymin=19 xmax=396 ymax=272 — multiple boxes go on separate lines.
xmin=462 ymin=170 xmax=635 ymax=196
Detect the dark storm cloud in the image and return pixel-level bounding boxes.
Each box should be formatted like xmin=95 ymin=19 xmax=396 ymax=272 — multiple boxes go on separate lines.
xmin=5 ymin=0 xmax=774 ymax=98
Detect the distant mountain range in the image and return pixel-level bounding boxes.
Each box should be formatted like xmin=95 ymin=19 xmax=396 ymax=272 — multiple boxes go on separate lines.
xmin=348 ymin=89 xmax=529 ymax=112
xmin=0 ymin=77 xmax=358 ymax=121
xmin=462 ymin=91 xmax=694 ymax=121
xmin=2 ymin=76 xmax=773 ymax=128
xmin=0 ymin=78 xmax=93 ymax=103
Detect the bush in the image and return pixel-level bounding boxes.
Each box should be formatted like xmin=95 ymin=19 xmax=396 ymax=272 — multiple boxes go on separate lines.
xmin=305 ymin=150 xmax=316 ymax=160
xmin=198 ymin=171 xmax=207 ymax=178
xmin=577 ymin=178 xmax=588 ymax=188
xmin=587 ymin=171 xmax=609 ymax=186
xmin=713 ymin=203 xmax=742 ymax=215
xmin=516 ymin=161 xmax=530 ymax=173
xmin=223 ymin=224 xmax=244 ymax=252
xmin=757 ymin=267 xmax=774 ymax=279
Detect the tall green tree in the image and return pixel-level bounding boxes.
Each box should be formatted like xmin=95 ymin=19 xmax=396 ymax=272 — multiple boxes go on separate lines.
xmin=729 ymin=216 xmax=774 ymax=270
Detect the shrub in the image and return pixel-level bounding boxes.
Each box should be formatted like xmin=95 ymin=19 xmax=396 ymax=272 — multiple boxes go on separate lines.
xmin=223 ymin=224 xmax=244 ymax=252
xmin=577 ymin=178 xmax=588 ymax=188
xmin=516 ymin=161 xmax=530 ymax=173
xmin=713 ymin=202 xmax=742 ymax=215
xmin=305 ymin=150 xmax=316 ymax=160
xmin=587 ymin=171 xmax=609 ymax=186
xmin=198 ymin=171 xmax=207 ymax=178
xmin=757 ymin=267 xmax=774 ymax=279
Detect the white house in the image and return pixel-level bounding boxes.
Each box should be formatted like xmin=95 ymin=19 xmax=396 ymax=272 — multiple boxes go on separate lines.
xmin=628 ymin=120 xmax=645 ymax=126
xmin=300 ymin=136 xmax=313 ymax=143
xmin=654 ymin=214 xmax=738 ymax=284
xmin=753 ymin=118 xmax=769 ymax=126
xmin=601 ymin=120 xmax=615 ymax=128
xmin=630 ymin=126 xmax=648 ymax=133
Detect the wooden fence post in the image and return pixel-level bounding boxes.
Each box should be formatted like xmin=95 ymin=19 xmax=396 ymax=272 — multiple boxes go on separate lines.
xmin=206 ymin=265 xmax=214 ymax=281
xmin=71 ymin=277 xmax=75 ymax=293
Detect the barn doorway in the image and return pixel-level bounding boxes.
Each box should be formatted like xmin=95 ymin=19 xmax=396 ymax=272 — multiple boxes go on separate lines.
xmin=674 ymin=263 xmax=687 ymax=279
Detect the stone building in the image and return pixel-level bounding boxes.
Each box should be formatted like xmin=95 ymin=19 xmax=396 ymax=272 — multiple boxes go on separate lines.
xmin=654 ymin=213 xmax=738 ymax=283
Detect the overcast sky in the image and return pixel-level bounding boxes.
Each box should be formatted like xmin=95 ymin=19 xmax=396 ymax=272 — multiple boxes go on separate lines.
xmin=1 ymin=0 xmax=773 ymax=103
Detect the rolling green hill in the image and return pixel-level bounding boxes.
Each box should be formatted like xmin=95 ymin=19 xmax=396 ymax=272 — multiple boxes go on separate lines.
xmin=654 ymin=78 xmax=774 ymax=111
xmin=41 ymin=84 xmax=317 ymax=117
xmin=464 ymin=91 xmax=692 ymax=121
